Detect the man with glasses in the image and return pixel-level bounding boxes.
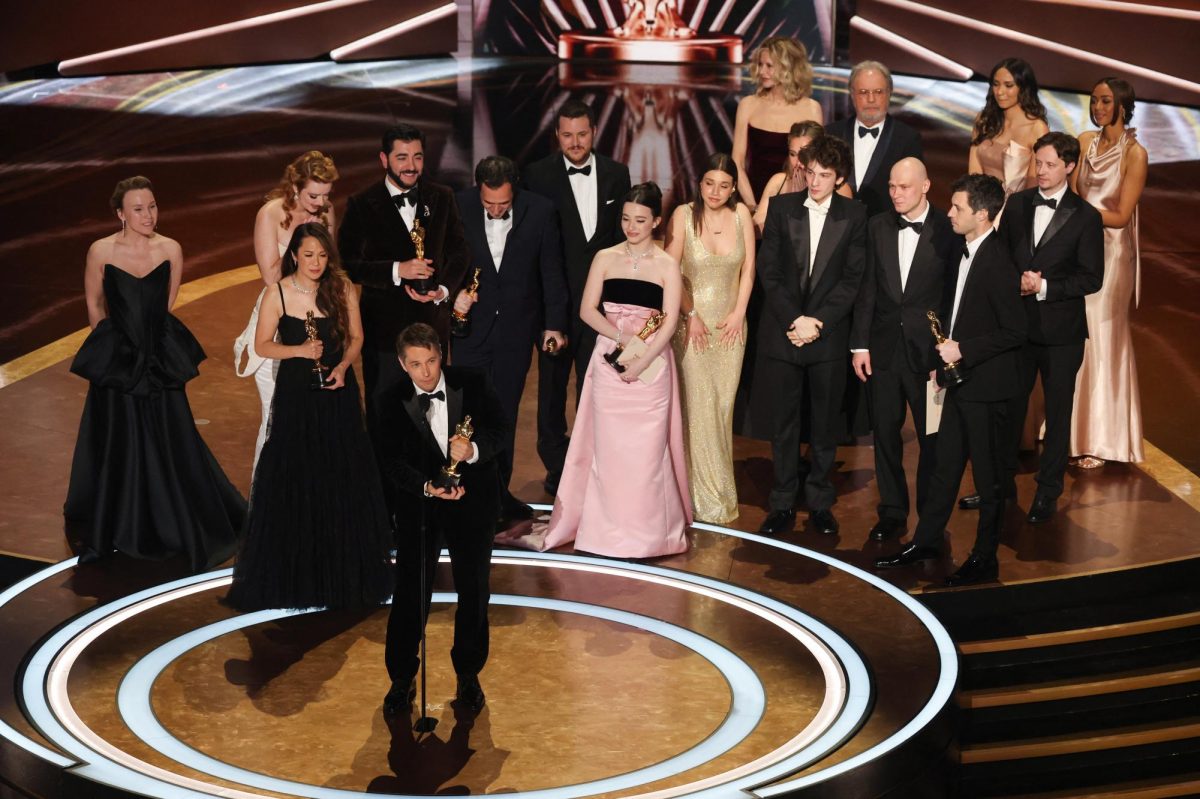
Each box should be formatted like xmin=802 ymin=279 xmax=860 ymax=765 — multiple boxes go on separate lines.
xmin=827 ymin=60 xmax=924 ymax=218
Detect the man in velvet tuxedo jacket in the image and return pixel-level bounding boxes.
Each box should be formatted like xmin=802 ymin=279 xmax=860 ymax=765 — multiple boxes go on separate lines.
xmin=852 ymin=158 xmax=961 ymax=542
xmin=996 ymin=132 xmax=1103 ymax=523
xmin=875 ymin=174 xmax=1026 ymax=586
xmin=522 ymin=99 xmax=631 ymax=493
xmin=757 ymin=136 xmax=867 ymax=537
xmin=338 ymin=123 xmax=470 ymax=423
xmin=377 ymin=323 xmax=509 ymax=715
xmin=453 ymin=156 xmax=569 ymax=521
xmin=826 ymin=61 xmax=924 ymax=219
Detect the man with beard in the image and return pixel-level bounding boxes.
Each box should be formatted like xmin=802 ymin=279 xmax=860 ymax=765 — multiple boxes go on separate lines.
xmin=339 ymin=123 xmax=470 ymax=425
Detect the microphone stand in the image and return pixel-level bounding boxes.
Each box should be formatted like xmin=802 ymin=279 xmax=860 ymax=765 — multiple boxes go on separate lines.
xmin=413 ymin=477 xmax=438 ymax=735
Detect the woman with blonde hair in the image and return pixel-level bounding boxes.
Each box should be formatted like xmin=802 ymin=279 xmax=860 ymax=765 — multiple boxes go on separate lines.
xmin=235 ymin=150 xmax=339 ymax=471
xmin=732 ymin=36 xmax=823 ymax=212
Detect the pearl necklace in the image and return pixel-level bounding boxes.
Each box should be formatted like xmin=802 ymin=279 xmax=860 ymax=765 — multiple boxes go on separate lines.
xmin=626 ymin=242 xmax=654 ymax=271
xmin=291 ymin=275 xmax=317 ymax=295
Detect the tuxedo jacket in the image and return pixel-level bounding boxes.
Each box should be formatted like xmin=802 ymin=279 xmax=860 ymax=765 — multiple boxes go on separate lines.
xmin=522 ymin=152 xmax=631 ymax=317
xmin=337 ymin=179 xmax=470 ymax=348
xmin=758 ymin=191 xmax=868 ymax=365
xmin=454 ymin=187 xmax=570 ymax=353
xmin=945 ymin=233 xmax=1027 ymax=402
xmin=853 ymin=206 xmax=961 ymax=373
xmin=998 ymin=187 xmax=1104 ymax=346
xmin=376 ymin=366 xmax=508 ymax=533
xmin=827 ymin=115 xmax=924 ymax=218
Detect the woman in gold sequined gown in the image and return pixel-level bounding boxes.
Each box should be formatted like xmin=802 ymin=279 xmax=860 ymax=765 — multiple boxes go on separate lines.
xmin=1070 ymin=78 xmax=1147 ymax=466
xmin=665 ymin=154 xmax=757 ymax=523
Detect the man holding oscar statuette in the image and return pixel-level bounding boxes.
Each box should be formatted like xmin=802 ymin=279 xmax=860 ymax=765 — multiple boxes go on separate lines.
xmin=875 ymin=175 xmax=1026 ymax=586
xmin=338 ymin=123 xmax=469 ymax=428
xmin=376 ymin=323 xmax=509 ymax=715
xmin=757 ymin=136 xmax=867 ymax=537
xmin=454 ymin=156 xmax=569 ymax=527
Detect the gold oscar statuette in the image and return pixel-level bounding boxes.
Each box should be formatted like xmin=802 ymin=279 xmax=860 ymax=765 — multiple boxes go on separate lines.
xmin=927 ymin=310 xmax=967 ymax=387
xmin=432 ymin=415 xmax=475 ymax=489
xmin=304 ymin=311 xmax=328 ymax=390
xmin=604 ymin=312 xmax=665 ymax=373
xmin=408 ymin=215 xmax=437 ymax=295
xmin=451 ymin=267 xmax=481 ymax=338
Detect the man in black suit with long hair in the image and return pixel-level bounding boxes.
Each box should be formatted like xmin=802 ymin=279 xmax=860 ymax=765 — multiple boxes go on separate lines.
xmin=852 ymin=157 xmax=960 ymax=542
xmin=757 ymin=136 xmax=868 ymax=537
xmin=377 ymin=323 xmax=509 ymax=715
xmin=338 ymin=123 xmax=470 ymax=425
xmin=875 ymin=174 xmax=1026 ymax=586
xmin=523 ymin=99 xmax=631 ymax=494
xmin=453 ymin=155 xmax=569 ymax=523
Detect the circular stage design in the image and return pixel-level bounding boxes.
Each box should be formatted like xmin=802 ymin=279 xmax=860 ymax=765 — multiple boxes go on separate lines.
xmin=1 ymin=519 xmax=956 ymax=798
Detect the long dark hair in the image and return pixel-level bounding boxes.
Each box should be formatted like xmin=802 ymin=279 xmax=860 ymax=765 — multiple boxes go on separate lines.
xmin=972 ymin=58 xmax=1047 ymax=146
xmin=691 ymin=153 xmax=739 ymax=236
xmin=280 ymin=222 xmax=350 ymax=348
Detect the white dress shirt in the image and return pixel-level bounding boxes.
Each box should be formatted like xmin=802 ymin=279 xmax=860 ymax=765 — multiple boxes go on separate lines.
xmin=485 ymin=209 xmax=512 ymax=271
xmin=418 ymin=373 xmax=479 ymax=463
xmin=385 ymin=179 xmax=447 ymax=302
xmin=565 ymin=154 xmax=598 ymax=242
xmin=805 ymin=194 xmax=832 ymax=274
xmin=898 ymin=200 xmax=930 ymax=292
xmin=1032 ymin=183 xmax=1068 ymax=302
xmin=950 ymin=227 xmax=993 ymax=337
xmin=853 ymin=119 xmax=885 ymax=189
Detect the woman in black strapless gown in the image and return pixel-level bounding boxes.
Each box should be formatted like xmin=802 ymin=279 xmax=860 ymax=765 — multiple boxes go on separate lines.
xmin=65 ymin=176 xmax=245 ymax=572
xmin=227 ymin=223 xmax=392 ymax=611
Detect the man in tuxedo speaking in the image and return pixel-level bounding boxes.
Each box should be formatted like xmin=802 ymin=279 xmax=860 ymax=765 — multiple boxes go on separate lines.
xmin=377 ymin=323 xmax=509 ymax=715
xmin=453 ymin=156 xmax=569 ymax=525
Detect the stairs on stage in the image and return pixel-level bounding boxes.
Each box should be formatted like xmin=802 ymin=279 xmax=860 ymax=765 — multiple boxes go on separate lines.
xmin=918 ymin=558 xmax=1200 ymax=798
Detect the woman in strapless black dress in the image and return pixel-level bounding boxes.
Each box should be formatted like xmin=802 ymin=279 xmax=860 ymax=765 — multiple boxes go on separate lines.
xmin=65 ymin=176 xmax=245 ymax=572
xmin=227 ymin=223 xmax=392 ymax=611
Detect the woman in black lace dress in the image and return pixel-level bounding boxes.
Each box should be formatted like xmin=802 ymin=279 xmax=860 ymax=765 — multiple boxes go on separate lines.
xmin=227 ymin=223 xmax=392 ymax=610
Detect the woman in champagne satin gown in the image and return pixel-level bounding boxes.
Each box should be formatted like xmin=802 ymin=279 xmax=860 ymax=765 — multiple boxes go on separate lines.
xmin=667 ymin=154 xmax=756 ymax=523
xmin=968 ymin=58 xmax=1049 ymax=213
xmin=1070 ymin=78 xmax=1147 ymax=466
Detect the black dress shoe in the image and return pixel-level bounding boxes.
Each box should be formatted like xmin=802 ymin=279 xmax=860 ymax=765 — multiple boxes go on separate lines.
xmin=958 ymin=493 xmax=982 ymax=510
xmin=455 ymin=674 xmax=486 ymax=713
xmin=869 ymin=517 xmax=906 ymax=542
xmin=809 ymin=509 xmax=839 ymax=536
xmin=758 ymin=509 xmax=796 ymax=535
xmin=1027 ymin=495 xmax=1057 ymax=524
xmin=501 ymin=497 xmax=534 ymax=521
xmin=382 ymin=679 xmax=416 ymax=716
xmin=943 ymin=554 xmax=999 ymax=586
xmin=874 ymin=543 xmax=942 ymax=569
xmin=543 ymin=473 xmax=561 ymax=496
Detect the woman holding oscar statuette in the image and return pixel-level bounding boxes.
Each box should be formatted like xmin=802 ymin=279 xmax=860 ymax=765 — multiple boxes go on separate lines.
xmin=235 ymin=151 xmax=339 ymax=474
xmin=500 ymin=183 xmax=690 ymax=558
xmin=65 ymin=177 xmax=245 ymax=572
xmin=227 ymin=223 xmax=392 ymax=611
xmin=666 ymin=154 xmax=755 ymax=524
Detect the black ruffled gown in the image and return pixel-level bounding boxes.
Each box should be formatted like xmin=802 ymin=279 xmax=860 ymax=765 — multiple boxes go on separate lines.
xmin=226 ymin=286 xmax=392 ymax=611
xmin=64 ymin=261 xmax=246 ymax=572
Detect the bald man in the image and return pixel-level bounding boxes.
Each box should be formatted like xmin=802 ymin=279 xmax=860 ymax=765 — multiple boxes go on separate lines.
xmin=851 ymin=158 xmax=962 ymax=541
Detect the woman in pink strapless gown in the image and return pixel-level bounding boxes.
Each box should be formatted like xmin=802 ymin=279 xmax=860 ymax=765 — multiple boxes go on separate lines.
xmin=500 ymin=183 xmax=691 ymax=559
xmin=1070 ymin=78 xmax=1147 ymax=466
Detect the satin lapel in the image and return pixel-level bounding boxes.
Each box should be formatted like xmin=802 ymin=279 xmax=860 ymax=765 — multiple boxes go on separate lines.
xmin=589 ymin=159 xmax=613 ymax=245
xmin=1023 ymin=194 xmax=1038 ymax=259
xmin=904 ymin=222 xmax=936 ymax=298
xmin=554 ymin=162 xmax=587 ymax=247
xmin=500 ymin=196 xmax=529 ymax=273
xmin=1036 ymin=191 xmax=1078 ymax=252
xmin=446 ymin=379 xmax=464 ymax=443
xmin=859 ymin=116 xmax=893 ymax=192
xmin=881 ymin=218 xmax=903 ymax=301
xmin=786 ymin=213 xmax=811 ymax=292
xmin=403 ymin=392 xmax=443 ymax=460
xmin=809 ymin=206 xmax=846 ymax=292
xmin=462 ymin=199 xmax=497 ymax=273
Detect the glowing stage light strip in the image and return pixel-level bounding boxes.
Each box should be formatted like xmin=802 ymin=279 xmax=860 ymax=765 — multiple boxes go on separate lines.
xmin=329 ymin=4 xmax=457 ymax=61
xmin=876 ymin=0 xmax=1200 ymax=95
xmin=59 ymin=0 xmax=380 ymax=75
xmin=0 ymin=557 xmax=78 ymax=767
xmin=676 ymin=521 xmax=958 ymax=797
xmin=849 ymin=16 xmax=974 ymax=81
xmin=112 ymin=593 xmax=772 ymax=799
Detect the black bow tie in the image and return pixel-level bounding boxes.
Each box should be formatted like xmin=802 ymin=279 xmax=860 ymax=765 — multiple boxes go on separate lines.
xmin=858 ymin=125 xmax=880 ymax=139
xmin=488 ymin=211 xmax=511 ymax=221
xmin=393 ymin=192 xmax=417 ymax=208
xmin=897 ymin=217 xmax=923 ymax=233
xmin=961 ymin=245 xmax=971 ymax=261
xmin=566 ymin=164 xmax=592 ymax=176
xmin=1033 ymin=195 xmax=1058 ymax=209
xmin=417 ymin=390 xmax=444 ymax=412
